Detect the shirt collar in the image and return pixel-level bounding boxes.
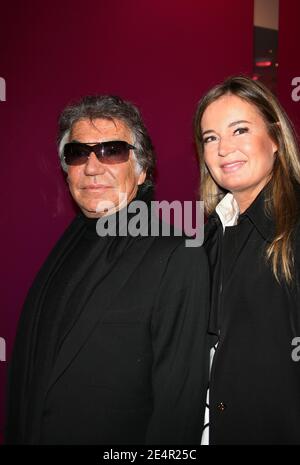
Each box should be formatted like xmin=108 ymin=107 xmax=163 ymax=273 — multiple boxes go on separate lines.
xmin=215 ymin=193 xmax=240 ymax=231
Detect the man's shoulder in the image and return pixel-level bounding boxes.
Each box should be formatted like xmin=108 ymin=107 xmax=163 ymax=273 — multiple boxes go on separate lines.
xmin=145 ymin=232 xmax=208 ymax=271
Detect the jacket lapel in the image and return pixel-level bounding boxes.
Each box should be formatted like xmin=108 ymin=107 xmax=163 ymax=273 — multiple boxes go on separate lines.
xmin=221 ymin=219 xmax=253 ymax=285
xmin=46 ymin=234 xmax=156 ymax=395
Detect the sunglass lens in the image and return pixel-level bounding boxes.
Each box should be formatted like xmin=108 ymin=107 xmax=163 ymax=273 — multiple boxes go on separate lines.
xmin=101 ymin=141 xmax=131 ymax=164
xmin=63 ymin=141 xmax=132 ymax=165
xmin=64 ymin=143 xmax=90 ymax=165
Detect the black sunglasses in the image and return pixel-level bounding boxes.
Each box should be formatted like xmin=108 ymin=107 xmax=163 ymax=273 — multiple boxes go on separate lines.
xmin=63 ymin=141 xmax=135 ymax=166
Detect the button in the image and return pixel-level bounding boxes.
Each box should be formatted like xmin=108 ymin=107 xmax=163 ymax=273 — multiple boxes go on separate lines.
xmin=217 ymin=402 xmax=226 ymax=412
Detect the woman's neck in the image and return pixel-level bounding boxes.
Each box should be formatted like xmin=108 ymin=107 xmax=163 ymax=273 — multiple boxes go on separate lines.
xmin=233 ymin=181 xmax=270 ymax=213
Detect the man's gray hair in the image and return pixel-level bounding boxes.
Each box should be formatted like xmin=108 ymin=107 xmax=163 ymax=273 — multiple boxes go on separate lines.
xmin=57 ymin=95 xmax=156 ymax=184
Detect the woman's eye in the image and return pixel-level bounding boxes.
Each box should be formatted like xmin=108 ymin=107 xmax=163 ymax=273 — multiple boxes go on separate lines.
xmin=203 ymin=135 xmax=217 ymax=144
xmin=234 ymin=127 xmax=249 ymax=135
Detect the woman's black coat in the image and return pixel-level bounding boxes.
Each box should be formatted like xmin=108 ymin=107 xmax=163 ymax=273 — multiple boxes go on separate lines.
xmin=204 ymin=189 xmax=300 ymax=445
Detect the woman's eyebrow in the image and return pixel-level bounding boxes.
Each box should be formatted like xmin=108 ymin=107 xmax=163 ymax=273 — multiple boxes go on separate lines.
xmin=202 ymin=120 xmax=252 ymax=137
xmin=202 ymin=129 xmax=215 ymax=137
xmin=228 ymin=119 xmax=252 ymax=128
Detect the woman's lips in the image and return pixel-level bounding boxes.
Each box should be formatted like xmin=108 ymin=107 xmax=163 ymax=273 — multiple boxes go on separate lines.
xmin=221 ymin=161 xmax=246 ymax=173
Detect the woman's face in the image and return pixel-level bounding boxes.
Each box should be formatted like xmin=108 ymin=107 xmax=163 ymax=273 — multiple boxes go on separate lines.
xmin=201 ymin=94 xmax=278 ymax=210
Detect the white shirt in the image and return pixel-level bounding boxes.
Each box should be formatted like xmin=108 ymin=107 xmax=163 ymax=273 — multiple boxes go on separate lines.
xmin=215 ymin=193 xmax=240 ymax=231
xmin=200 ymin=193 xmax=239 ymax=445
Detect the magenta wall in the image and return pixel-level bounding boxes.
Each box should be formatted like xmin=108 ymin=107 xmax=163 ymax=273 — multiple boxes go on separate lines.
xmin=278 ymin=0 xmax=300 ymax=136
xmin=0 ymin=0 xmax=254 ymax=442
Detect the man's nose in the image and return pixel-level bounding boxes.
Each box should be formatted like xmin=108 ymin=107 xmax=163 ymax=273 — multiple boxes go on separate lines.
xmin=218 ymin=137 xmax=235 ymax=157
xmin=84 ymin=152 xmax=106 ymax=175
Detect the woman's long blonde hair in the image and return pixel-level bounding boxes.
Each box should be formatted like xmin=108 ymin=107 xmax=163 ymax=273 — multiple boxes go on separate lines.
xmin=194 ymin=75 xmax=300 ymax=284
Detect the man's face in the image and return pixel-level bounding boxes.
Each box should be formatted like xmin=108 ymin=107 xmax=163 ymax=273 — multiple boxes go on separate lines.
xmin=67 ymin=118 xmax=146 ymax=218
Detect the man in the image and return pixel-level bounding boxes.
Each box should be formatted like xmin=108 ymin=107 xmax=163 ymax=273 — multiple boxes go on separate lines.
xmin=5 ymin=95 xmax=209 ymax=444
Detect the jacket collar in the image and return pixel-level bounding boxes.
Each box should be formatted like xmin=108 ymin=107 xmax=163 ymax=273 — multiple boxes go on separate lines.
xmin=240 ymin=186 xmax=275 ymax=243
xmin=204 ymin=185 xmax=275 ymax=244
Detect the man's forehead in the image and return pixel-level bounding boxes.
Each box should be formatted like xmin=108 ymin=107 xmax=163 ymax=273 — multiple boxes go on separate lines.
xmin=71 ymin=117 xmax=131 ymax=136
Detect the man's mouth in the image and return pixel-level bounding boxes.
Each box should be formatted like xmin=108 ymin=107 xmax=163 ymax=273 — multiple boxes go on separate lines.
xmin=83 ymin=184 xmax=112 ymax=190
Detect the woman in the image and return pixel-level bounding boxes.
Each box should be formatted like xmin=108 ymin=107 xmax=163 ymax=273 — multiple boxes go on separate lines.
xmin=194 ymin=75 xmax=300 ymax=444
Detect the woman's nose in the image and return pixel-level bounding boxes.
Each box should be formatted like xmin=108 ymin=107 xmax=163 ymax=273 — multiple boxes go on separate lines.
xmin=218 ymin=137 xmax=235 ymax=157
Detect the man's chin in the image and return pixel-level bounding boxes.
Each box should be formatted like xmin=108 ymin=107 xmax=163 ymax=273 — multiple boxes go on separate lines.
xmin=80 ymin=203 xmax=119 ymax=219
xmin=78 ymin=192 xmax=133 ymax=218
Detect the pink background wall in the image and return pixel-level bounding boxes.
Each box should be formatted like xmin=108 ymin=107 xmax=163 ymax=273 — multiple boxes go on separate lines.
xmin=278 ymin=0 xmax=300 ymax=135
xmin=3 ymin=0 xmax=298 ymax=443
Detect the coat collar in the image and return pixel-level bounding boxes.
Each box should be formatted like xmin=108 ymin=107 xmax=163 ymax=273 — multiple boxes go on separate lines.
xmin=204 ymin=185 xmax=275 ymax=244
xmin=239 ymin=186 xmax=275 ymax=243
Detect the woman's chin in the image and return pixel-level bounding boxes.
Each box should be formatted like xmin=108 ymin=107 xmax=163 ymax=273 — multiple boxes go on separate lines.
xmin=219 ymin=181 xmax=247 ymax=194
